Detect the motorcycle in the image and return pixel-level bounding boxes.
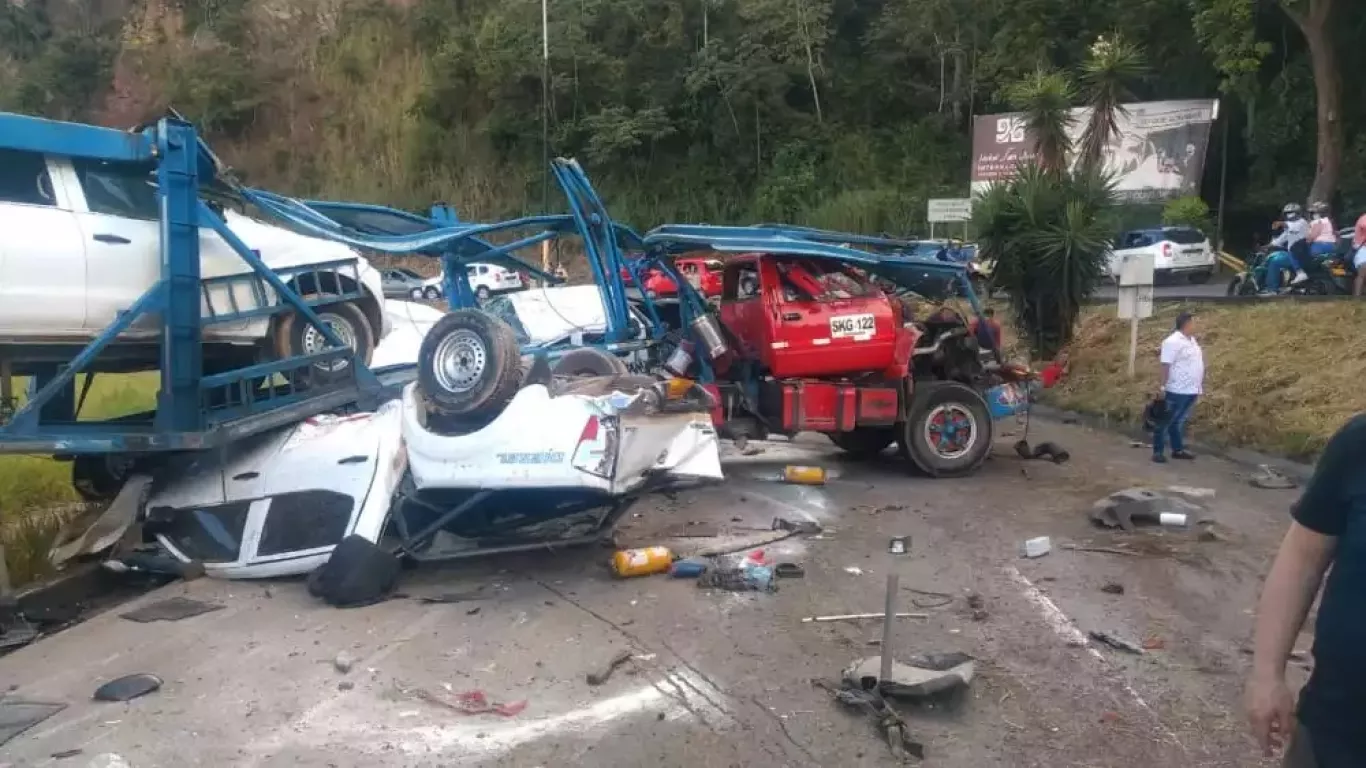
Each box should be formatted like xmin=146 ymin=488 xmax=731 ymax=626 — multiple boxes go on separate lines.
xmin=1286 ymin=249 xmax=1355 ymax=296
xmin=1226 ymin=246 xmax=1285 ymax=296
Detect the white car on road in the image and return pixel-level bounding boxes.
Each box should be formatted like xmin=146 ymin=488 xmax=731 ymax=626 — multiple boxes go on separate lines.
xmin=1106 ymin=227 xmax=1215 ymax=283
xmin=0 ymin=147 xmax=387 ymax=380
xmin=465 ymin=261 xmax=525 ymax=301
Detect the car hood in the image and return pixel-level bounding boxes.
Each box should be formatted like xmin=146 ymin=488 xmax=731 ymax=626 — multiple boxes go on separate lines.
xmin=498 ymin=285 xmax=612 ymax=344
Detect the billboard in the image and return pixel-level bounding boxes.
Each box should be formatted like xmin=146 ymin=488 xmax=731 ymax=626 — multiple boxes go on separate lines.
xmin=970 ymin=99 xmax=1216 ymax=202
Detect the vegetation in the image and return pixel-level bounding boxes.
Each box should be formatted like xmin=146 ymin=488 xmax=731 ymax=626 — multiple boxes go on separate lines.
xmin=1048 ymin=301 xmax=1366 ymax=461
xmin=1 ymin=0 xmax=1363 ymax=237
xmin=973 ymin=37 xmax=1142 ymax=358
xmin=1162 ymin=196 xmax=1215 ymax=232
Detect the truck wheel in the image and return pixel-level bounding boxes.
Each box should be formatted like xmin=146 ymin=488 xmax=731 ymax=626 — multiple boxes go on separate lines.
xmin=551 ymin=347 xmax=628 ymax=378
xmin=423 ymin=286 xmax=442 ymax=300
xmin=828 ymin=428 xmax=896 ymax=458
xmin=901 ymin=381 xmax=993 ymax=478
xmin=277 ymin=296 xmax=376 ymax=388
xmin=72 ymin=454 xmax=137 ymax=502
xmin=418 ymin=308 xmax=523 ymax=417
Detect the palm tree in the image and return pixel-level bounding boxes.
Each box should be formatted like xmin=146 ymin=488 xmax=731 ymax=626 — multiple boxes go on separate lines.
xmin=1004 ymin=69 xmax=1075 ymax=174
xmin=1076 ymin=34 xmax=1147 ymax=174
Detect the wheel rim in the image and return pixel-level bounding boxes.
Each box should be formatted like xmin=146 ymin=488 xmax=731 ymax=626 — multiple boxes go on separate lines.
xmin=432 ymin=329 xmax=488 ymax=393
xmin=923 ymin=403 xmax=978 ymax=460
xmin=301 ymin=313 xmax=357 ymax=372
xmin=410 ymin=288 xmax=423 ymax=299
xmin=426 ymin=287 xmax=440 ymax=299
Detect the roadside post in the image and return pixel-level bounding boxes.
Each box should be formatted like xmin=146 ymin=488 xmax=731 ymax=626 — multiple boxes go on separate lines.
xmin=1116 ymin=253 xmax=1156 ymax=378
xmin=926 ymin=198 xmax=972 ymax=241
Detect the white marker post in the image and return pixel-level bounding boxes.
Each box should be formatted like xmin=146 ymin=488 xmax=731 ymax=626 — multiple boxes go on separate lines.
xmin=1116 ymin=253 xmax=1155 ymax=378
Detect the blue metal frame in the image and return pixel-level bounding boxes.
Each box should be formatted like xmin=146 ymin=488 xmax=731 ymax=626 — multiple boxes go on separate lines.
xmin=0 ymin=111 xmax=382 ymax=455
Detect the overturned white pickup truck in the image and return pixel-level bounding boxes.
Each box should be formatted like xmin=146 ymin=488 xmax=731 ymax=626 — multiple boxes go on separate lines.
xmin=145 ymin=355 xmax=721 ymax=578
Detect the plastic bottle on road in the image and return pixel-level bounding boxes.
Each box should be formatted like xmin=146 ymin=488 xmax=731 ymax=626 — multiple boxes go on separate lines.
xmin=611 ymin=546 xmax=674 ymax=578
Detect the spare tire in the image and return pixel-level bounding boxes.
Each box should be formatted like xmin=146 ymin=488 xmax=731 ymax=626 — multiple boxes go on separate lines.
xmin=418 ymin=308 xmax=524 ymax=417
xmin=551 ymin=347 xmax=629 ymax=378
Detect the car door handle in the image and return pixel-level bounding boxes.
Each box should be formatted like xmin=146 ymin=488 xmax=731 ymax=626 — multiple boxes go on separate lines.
xmin=338 ymin=455 xmax=369 ymax=465
xmin=93 ymin=234 xmax=131 ymax=245
xmin=232 ymin=471 xmax=260 ymax=481
xmin=782 ymin=312 xmax=801 ymax=321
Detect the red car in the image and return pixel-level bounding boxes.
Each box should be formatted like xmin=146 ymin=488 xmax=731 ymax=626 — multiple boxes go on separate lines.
xmin=643 ymin=256 xmax=724 ymax=298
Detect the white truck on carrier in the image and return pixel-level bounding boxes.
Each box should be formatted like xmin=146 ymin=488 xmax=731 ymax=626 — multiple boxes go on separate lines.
xmin=0 ymin=147 xmax=387 ymax=379
xmin=1106 ymin=227 xmax=1215 ymax=283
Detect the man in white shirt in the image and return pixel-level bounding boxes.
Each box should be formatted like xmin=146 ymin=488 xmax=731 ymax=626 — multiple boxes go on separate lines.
xmin=1154 ymin=311 xmax=1204 ymax=463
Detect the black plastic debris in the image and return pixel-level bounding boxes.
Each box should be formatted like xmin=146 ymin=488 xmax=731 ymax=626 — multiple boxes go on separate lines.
xmin=308 ymin=535 xmax=400 ymax=608
xmin=1013 ymin=440 xmax=1070 ymax=464
xmin=93 ymin=673 xmax=162 ymax=702
xmin=120 ymin=597 xmax=223 ymax=623
xmin=813 ymin=678 xmax=925 ymax=762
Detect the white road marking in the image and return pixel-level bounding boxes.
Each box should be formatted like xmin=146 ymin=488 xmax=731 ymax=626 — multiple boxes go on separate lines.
xmin=1005 ymin=566 xmax=1188 ymax=752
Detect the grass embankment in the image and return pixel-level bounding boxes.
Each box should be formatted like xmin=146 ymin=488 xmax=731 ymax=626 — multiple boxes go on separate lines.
xmin=1046 ymin=301 xmax=1366 ymax=461
xmin=1 ymin=373 xmax=157 ymax=586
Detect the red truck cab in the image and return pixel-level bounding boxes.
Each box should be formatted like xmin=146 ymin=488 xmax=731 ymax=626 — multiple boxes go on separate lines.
xmin=645 ymin=256 xmax=724 ymax=298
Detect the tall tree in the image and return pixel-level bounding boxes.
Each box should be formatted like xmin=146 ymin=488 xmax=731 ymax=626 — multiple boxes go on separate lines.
xmin=1076 ymin=34 xmax=1145 ymax=174
xmin=1278 ymin=0 xmax=1341 ymax=204
xmin=1005 ymin=68 xmax=1075 ymax=173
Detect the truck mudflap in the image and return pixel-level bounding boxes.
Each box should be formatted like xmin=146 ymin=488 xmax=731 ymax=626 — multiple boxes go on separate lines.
xmin=984 ymin=382 xmax=1030 ymax=420
xmin=401 ymin=379 xmax=722 ymax=496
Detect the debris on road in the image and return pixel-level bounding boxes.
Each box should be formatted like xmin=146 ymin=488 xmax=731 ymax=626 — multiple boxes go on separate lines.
xmin=413 ymin=687 xmax=527 ymax=717
xmin=0 ymin=699 xmax=66 ymax=747
xmin=1142 ymin=636 xmax=1166 ymax=651
xmin=1063 ymin=544 xmax=1142 ymax=557
xmin=610 ymin=546 xmax=674 ymax=578
xmin=772 ymin=517 xmax=823 ymax=535
xmin=1248 ymin=465 xmax=1298 ymax=490
xmin=965 ymin=593 xmax=988 ymax=621
xmin=333 ymin=652 xmax=355 ymax=674
xmin=92 ymin=673 xmax=162 ymax=702
xmin=801 ymin=612 xmax=930 ymax=624
xmin=1013 ymin=439 xmax=1071 ymax=464
xmin=415 ymin=589 xmax=488 ymax=604
xmin=782 ymin=465 xmax=827 ymax=485
xmin=119 ymin=597 xmax=223 ymax=624
xmin=774 ymin=563 xmax=805 ymax=579
xmin=586 ymin=649 xmax=634 ymax=686
xmin=845 ymin=566 xmax=866 ymax=576
xmin=1159 ymin=512 xmax=1189 ymax=527
xmin=888 ymin=536 xmax=910 ymax=555
xmin=1088 ymin=631 xmax=1145 ymax=655
xmin=1100 ymin=582 xmax=1126 ymax=595
xmin=49 ymin=748 xmax=83 ymax=759
xmin=1166 ymin=485 xmax=1216 ymax=500
xmin=1090 ymin=488 xmax=1206 ymax=531
xmin=842 ymin=652 xmax=976 ymax=701
xmin=48 ymin=475 xmax=150 ymax=568
xmin=697 ymin=551 xmax=775 ymax=591
xmin=669 ymin=558 xmax=708 ymax=578
xmin=1020 ymin=536 xmax=1052 ymax=558
xmin=812 ymin=678 xmax=925 ymax=762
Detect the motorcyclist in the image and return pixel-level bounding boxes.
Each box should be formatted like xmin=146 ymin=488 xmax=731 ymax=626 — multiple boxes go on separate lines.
xmin=1307 ymin=201 xmax=1338 ymax=259
xmin=1261 ymin=203 xmax=1310 ymax=294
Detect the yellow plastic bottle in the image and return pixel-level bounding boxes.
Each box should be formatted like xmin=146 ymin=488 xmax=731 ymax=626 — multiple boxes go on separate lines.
xmin=783 ymin=465 xmax=827 ymax=486
xmin=611 ymin=546 xmax=674 ymax=578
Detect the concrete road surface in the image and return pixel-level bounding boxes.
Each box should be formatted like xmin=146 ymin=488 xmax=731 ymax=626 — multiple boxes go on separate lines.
xmin=0 ymin=420 xmax=1299 ymax=767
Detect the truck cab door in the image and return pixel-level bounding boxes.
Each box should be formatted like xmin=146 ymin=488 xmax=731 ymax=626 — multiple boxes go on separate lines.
xmin=0 ymin=150 xmax=88 ymax=333
xmin=719 ymin=258 xmax=769 ymax=360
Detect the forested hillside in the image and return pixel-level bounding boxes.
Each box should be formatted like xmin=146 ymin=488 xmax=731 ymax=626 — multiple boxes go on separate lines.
xmin=2 ymin=0 xmax=1362 ymax=240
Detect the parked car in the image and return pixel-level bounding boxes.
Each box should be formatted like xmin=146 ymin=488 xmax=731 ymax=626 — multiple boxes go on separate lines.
xmin=381 ymin=267 xmax=443 ymax=300
xmin=0 ymin=148 xmax=387 ymax=381
xmin=466 ymin=262 xmax=525 ymax=301
xmin=642 ymin=256 xmax=724 ymax=298
xmin=1106 ymin=227 xmax=1215 ymax=283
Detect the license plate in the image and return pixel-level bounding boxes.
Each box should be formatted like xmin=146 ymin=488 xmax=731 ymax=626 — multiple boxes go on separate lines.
xmin=829 ymin=313 xmax=875 ymax=338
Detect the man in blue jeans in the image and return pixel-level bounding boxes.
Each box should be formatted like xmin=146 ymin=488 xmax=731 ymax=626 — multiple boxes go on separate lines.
xmin=1154 ymin=311 xmax=1203 ymax=463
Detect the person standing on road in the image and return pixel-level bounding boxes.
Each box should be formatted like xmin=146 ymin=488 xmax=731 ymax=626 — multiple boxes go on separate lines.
xmin=1246 ymin=415 xmax=1366 ymax=768
xmin=1153 ymin=311 xmax=1202 ymax=464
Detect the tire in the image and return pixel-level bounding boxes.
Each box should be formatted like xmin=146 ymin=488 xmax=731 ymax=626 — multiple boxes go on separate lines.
xmin=417 ymin=308 xmax=524 ymax=417
xmin=423 ymin=286 xmax=442 ymax=300
xmin=828 ymin=427 xmax=897 ymax=458
xmin=551 ymin=347 xmax=629 ymax=378
xmin=1228 ymin=275 xmax=1256 ymax=297
xmin=475 ymin=286 xmax=491 ymax=302
xmin=900 ymin=381 xmax=993 ymax=478
xmin=279 ymin=297 xmax=376 ymax=388
xmin=1187 ymin=270 xmax=1212 ymax=285
xmin=72 ymin=454 xmax=137 ymax=502
xmin=409 ymin=287 xmax=424 ymax=299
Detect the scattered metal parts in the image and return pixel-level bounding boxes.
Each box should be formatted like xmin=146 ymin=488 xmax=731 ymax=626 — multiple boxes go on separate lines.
xmin=1249 ymin=465 xmax=1298 ymax=490
xmin=120 ymin=597 xmax=223 ymax=623
xmin=93 ymin=673 xmax=163 ymax=702
xmin=774 ymin=563 xmax=805 ymax=579
xmin=1013 ymin=440 xmax=1070 ymax=464
xmin=812 ymin=678 xmax=925 ymax=762
xmin=801 ymin=612 xmax=930 ymax=624
xmin=772 ymin=517 xmax=822 ymax=535
xmin=1100 ymin=582 xmax=1125 ymax=595
xmin=586 ymin=650 xmax=634 ymax=686
xmin=1088 ymin=631 xmax=1144 ymax=655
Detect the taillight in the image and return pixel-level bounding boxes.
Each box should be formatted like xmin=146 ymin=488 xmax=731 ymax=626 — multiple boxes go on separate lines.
xmin=1161 ymin=242 xmax=1173 ymax=258
xmin=570 ymin=415 xmax=617 ymax=478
